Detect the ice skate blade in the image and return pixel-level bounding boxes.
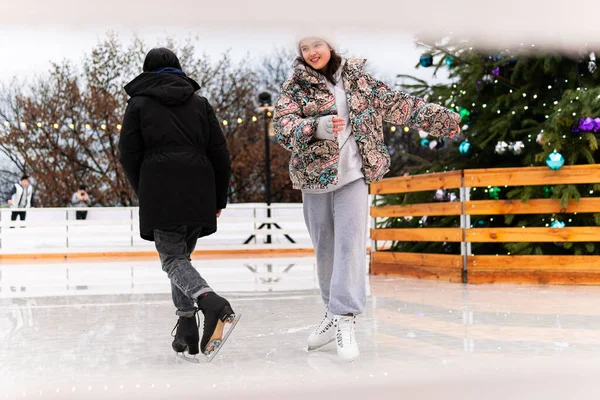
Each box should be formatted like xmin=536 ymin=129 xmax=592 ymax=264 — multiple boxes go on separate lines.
xmin=203 ymin=313 xmax=242 ymax=363
xmin=176 ymin=352 xmax=200 ymax=364
xmin=337 ymin=353 xmax=360 ymax=363
xmin=307 ymin=337 xmax=335 ymax=352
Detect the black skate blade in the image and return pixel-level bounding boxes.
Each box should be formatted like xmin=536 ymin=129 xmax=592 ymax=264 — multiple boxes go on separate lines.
xmin=176 ymin=352 xmax=200 ymax=364
xmin=204 ymin=313 xmax=242 ymax=363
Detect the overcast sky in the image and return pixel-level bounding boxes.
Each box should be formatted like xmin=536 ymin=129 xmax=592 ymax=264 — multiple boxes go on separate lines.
xmin=0 ymin=25 xmax=449 ymax=88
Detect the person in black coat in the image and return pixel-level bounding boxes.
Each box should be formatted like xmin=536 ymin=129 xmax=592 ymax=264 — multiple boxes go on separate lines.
xmin=119 ymin=48 xmax=239 ymax=360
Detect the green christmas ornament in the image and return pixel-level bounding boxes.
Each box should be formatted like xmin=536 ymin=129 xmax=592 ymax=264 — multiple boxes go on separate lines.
xmin=488 ymin=186 xmax=501 ymax=200
xmin=543 ymin=186 xmax=553 ymax=198
xmin=458 ymin=107 xmax=471 ymax=123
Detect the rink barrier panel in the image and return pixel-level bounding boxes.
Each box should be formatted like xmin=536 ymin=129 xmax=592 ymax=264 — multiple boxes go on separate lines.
xmin=370 ymin=165 xmax=600 ymax=285
xmin=0 ymin=203 xmax=321 ymax=257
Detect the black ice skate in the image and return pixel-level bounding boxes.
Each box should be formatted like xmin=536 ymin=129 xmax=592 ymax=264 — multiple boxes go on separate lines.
xmin=171 ymin=312 xmax=200 ymax=363
xmin=197 ymin=292 xmax=241 ymax=362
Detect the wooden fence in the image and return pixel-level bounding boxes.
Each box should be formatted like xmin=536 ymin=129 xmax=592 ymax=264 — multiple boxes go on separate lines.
xmin=369 ymin=165 xmax=600 ymax=284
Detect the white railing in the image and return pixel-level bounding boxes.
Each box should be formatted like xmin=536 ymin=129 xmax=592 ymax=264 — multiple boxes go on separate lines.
xmin=0 ymin=203 xmax=313 ymax=254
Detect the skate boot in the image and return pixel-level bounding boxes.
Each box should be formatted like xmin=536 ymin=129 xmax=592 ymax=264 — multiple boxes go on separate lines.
xmin=335 ymin=315 xmax=359 ymax=362
xmin=197 ymin=292 xmax=241 ymax=362
xmin=171 ymin=311 xmax=200 ymax=363
xmin=307 ymin=309 xmax=337 ymax=351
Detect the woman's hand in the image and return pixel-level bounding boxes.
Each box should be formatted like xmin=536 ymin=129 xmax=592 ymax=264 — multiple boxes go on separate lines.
xmin=332 ymin=117 xmax=345 ymax=139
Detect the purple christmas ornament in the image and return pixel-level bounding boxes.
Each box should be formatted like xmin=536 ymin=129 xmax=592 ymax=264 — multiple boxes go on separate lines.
xmin=491 ymin=67 xmax=500 ymax=76
xmin=594 ymin=117 xmax=600 ymax=133
xmin=579 ymin=117 xmax=595 ymax=132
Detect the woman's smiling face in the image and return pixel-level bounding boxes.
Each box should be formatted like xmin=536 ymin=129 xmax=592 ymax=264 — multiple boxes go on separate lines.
xmin=299 ymin=37 xmax=331 ymax=71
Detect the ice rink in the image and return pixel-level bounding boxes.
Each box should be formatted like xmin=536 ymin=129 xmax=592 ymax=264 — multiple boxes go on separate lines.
xmin=2 ymin=254 xmax=600 ymax=399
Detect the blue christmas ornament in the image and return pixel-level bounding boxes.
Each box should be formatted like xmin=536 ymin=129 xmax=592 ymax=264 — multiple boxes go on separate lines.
xmin=546 ymin=150 xmax=565 ymax=170
xmin=551 ymin=220 xmax=566 ymax=229
xmin=420 ymin=138 xmax=430 ymax=147
xmin=420 ymin=54 xmax=433 ymax=68
xmin=445 ymin=56 xmax=454 ymax=67
xmin=459 ymin=140 xmax=471 ymax=155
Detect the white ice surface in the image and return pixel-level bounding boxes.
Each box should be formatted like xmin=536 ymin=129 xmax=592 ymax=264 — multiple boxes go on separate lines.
xmin=2 ymin=256 xmax=600 ymax=399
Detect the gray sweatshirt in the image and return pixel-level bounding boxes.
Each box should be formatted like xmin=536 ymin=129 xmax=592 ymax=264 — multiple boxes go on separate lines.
xmin=302 ymin=59 xmax=364 ymax=194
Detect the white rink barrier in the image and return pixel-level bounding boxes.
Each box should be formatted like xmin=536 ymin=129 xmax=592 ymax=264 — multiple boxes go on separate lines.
xmin=0 ymin=203 xmax=316 ymax=254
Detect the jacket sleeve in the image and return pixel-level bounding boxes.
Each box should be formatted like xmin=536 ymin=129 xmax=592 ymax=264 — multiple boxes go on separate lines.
xmin=205 ymin=100 xmax=231 ymax=210
xmin=6 ymin=185 xmax=16 ymax=202
xmin=363 ymin=72 xmax=461 ymax=138
xmin=273 ymin=82 xmax=321 ymax=152
xmin=118 ymin=100 xmax=144 ymax=195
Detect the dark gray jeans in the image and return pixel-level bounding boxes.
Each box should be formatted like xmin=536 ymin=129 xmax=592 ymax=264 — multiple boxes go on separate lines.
xmin=154 ymin=226 xmax=213 ymax=317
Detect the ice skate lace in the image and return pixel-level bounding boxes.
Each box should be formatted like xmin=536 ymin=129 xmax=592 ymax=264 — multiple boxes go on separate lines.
xmin=336 ymin=316 xmax=356 ymax=348
xmin=316 ymin=312 xmax=334 ymax=335
xmin=170 ymin=308 xmax=200 ymax=337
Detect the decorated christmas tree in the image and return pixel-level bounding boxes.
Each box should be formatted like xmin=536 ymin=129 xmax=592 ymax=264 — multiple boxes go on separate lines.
xmin=381 ymin=39 xmax=600 ymax=256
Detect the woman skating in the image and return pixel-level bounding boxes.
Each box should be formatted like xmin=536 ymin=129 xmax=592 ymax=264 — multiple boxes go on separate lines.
xmin=273 ymin=36 xmax=460 ymax=361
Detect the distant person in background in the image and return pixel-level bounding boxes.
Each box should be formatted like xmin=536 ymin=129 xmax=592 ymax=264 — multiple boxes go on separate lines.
xmin=70 ymin=185 xmax=90 ymax=220
xmin=6 ymin=175 xmax=34 ymax=227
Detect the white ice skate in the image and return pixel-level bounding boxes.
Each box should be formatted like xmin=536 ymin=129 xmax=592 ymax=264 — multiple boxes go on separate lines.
xmin=335 ymin=315 xmax=359 ymax=362
xmin=307 ymin=310 xmax=337 ymax=351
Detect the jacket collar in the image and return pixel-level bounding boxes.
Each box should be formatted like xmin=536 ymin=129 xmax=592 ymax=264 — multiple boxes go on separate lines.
xmin=292 ymin=58 xmax=366 ymax=85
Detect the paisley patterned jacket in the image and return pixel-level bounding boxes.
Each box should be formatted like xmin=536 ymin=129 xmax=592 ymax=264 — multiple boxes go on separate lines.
xmin=273 ymin=58 xmax=460 ymax=190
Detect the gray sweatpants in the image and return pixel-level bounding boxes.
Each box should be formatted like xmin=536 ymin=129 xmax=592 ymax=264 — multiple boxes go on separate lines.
xmin=302 ymin=178 xmax=369 ymax=315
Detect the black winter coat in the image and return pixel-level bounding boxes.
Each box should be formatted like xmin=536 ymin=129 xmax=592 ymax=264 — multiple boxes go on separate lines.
xmin=119 ymin=72 xmax=231 ymax=241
